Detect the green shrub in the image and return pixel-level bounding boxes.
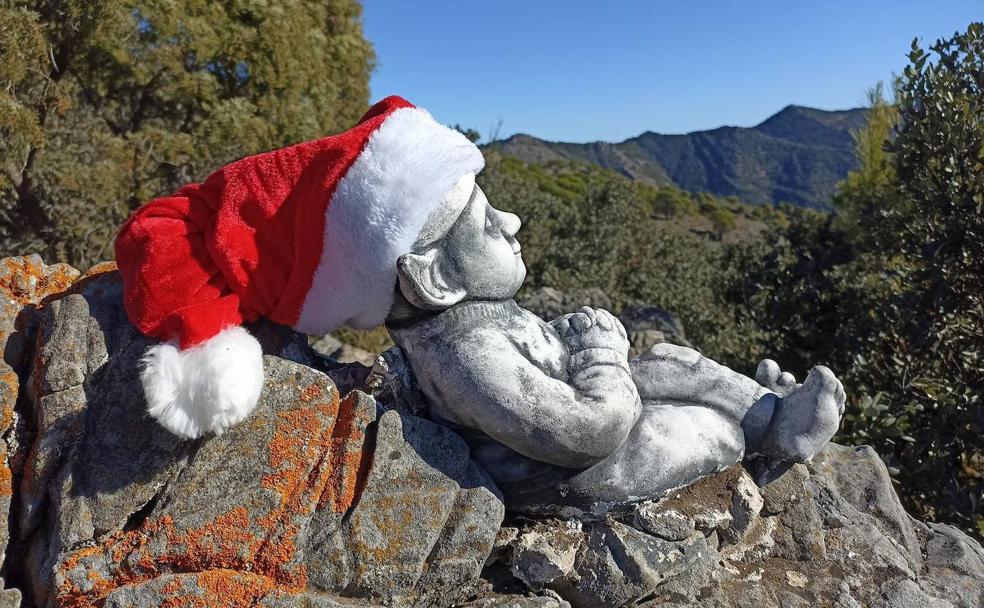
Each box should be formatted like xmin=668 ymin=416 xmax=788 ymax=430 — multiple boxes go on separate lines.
xmin=0 ymin=0 xmax=375 ymax=270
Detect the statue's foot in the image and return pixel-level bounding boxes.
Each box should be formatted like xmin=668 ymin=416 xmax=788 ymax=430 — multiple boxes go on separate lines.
xmin=757 ymin=366 xmax=846 ymax=463
xmin=755 ymin=358 xmax=799 ymax=397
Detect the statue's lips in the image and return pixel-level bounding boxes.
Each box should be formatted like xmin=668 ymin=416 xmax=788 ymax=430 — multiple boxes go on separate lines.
xmin=511 ymin=241 xmax=522 ymax=254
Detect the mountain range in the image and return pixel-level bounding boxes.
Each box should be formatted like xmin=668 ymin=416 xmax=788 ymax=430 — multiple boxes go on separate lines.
xmin=485 ymin=105 xmax=868 ymax=209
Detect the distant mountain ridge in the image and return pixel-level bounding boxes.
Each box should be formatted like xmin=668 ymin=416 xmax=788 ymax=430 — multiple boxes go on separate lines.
xmin=486 ymin=105 xmax=868 ymax=209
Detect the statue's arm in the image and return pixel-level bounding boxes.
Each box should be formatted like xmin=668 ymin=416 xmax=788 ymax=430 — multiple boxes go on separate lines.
xmin=446 ymin=335 xmax=642 ymax=469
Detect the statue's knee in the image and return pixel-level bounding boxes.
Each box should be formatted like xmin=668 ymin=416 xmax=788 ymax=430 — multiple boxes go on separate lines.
xmin=633 ymin=342 xmax=702 ymax=367
xmin=645 ymin=342 xmax=685 ymax=355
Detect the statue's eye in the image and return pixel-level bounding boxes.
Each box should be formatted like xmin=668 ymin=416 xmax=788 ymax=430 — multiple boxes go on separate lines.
xmin=484 ymin=215 xmax=495 ymax=233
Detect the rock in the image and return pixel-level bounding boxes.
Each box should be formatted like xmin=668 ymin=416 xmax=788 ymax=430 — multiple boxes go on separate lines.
xmin=327 ymin=409 xmax=504 ymax=605
xmin=0 ymin=580 xmax=19 ymax=608
xmin=101 ymin=572 xmax=387 ymax=608
xmin=0 ymin=258 xmax=503 ymax=607
xmin=1 ymin=255 xmax=983 ymax=608
xmin=485 ymin=527 xmax=520 ymax=567
xmin=633 ymin=506 xmax=694 ymax=542
xmin=0 ymin=255 xmax=86 ymax=572
xmin=364 ymin=347 xmax=428 ymax=417
xmin=311 ymin=334 xmax=378 ymax=366
xmin=490 ymin=444 xmax=984 ymax=608
xmin=557 ymin=520 xmax=716 ymax=608
xmin=311 ymin=333 xmax=346 ymax=357
xmin=517 ymin=287 xmax=612 ymax=322
xmin=618 ymin=304 xmax=692 ymax=357
xmin=510 ymin=523 xmax=581 ymax=590
xmin=462 ymin=594 xmax=570 ymax=608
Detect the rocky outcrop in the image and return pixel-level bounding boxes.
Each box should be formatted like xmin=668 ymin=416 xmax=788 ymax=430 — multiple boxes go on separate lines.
xmin=490 ymin=448 xmax=984 ymax=607
xmin=0 ymin=256 xmax=981 ymax=607
xmin=0 ymin=257 xmax=502 ymax=607
xmin=617 ymin=305 xmax=692 ymax=357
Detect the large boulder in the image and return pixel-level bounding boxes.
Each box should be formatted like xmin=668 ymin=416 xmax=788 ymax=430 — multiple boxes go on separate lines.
xmin=0 ymin=257 xmax=503 ymax=607
xmin=487 ymin=448 xmax=984 ymax=607
xmin=0 ymin=255 xmax=981 ymax=608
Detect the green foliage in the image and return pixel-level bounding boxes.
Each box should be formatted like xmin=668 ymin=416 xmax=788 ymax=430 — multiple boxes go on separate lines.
xmin=482 ymin=25 xmax=984 ymax=537
xmin=702 ymin=199 xmax=737 ymax=240
xmin=718 ymin=25 xmax=984 ymax=536
xmin=832 ymin=83 xmax=900 ymax=236
xmin=452 ymin=124 xmax=481 ymax=143
xmin=651 ymin=187 xmax=696 ymax=219
xmin=870 ymin=24 xmax=984 ymax=531
xmin=477 ymin=154 xmax=769 ymax=367
xmin=487 ymin=105 xmax=868 ymax=209
xmin=0 ymin=0 xmax=375 ymax=269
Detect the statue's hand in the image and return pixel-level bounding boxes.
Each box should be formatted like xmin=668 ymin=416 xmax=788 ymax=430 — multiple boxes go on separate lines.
xmin=551 ymin=307 xmax=629 ymax=356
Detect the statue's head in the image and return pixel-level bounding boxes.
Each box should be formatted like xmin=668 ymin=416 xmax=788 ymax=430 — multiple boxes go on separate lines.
xmin=395 ymin=173 xmax=526 ymax=311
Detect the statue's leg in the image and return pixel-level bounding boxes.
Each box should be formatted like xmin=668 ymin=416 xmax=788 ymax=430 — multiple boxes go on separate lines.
xmin=561 ymin=401 xmax=745 ymax=502
xmin=757 ymin=366 xmax=845 ymax=462
xmin=629 ymin=343 xmax=778 ymax=448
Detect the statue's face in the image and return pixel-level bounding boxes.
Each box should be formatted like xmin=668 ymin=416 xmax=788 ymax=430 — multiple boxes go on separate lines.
xmin=438 ymin=182 xmax=526 ymax=300
xmin=395 ymin=174 xmax=526 ymax=311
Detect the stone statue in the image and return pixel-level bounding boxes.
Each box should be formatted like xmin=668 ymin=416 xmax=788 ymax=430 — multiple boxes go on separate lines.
xmin=387 ymin=172 xmax=846 ymax=507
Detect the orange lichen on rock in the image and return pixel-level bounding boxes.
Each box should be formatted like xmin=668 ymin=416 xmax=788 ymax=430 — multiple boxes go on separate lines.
xmin=57 ymin=495 xmax=296 ymax=606
xmin=54 ymin=379 xmax=381 ymax=607
xmin=320 ymin=392 xmax=375 ymax=513
xmin=161 ymin=578 xmax=183 ymax=596
xmin=0 ymin=370 xmax=16 ymax=498
xmin=0 ymin=457 xmax=11 ymax=498
xmin=0 ymin=370 xmax=17 ymax=432
xmin=299 ymin=382 xmax=324 ymax=403
xmin=0 ymin=256 xmax=80 ymax=307
xmin=195 ymin=570 xmax=278 ymax=607
xmin=77 ymin=261 xmax=118 ymax=282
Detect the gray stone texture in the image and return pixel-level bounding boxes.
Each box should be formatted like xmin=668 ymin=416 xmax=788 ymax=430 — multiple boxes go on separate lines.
xmin=0 ymin=258 xmax=502 ymax=607
xmin=489 ymin=446 xmax=984 ymax=608
xmin=0 ymin=256 xmax=981 ymax=608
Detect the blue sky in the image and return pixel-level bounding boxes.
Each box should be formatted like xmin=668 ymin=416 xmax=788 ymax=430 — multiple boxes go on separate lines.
xmin=363 ymin=1 xmax=981 ymax=142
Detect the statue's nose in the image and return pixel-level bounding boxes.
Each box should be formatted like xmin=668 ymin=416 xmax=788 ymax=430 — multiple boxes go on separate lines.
xmin=498 ymin=210 xmax=521 ymax=238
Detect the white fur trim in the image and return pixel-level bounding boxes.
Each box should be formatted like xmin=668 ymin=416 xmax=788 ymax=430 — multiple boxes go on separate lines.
xmin=140 ymin=326 xmax=264 ymax=439
xmin=295 ymin=107 xmax=485 ymax=333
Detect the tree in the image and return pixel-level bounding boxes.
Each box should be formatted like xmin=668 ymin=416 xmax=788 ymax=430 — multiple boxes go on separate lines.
xmin=0 ymin=0 xmax=375 ymax=269
xmin=832 ymin=83 xmax=900 ymax=237
xmin=452 ymin=124 xmax=481 ymax=143
xmin=871 ymin=24 xmax=984 ymax=532
xmin=651 ymin=187 xmax=694 ymax=219
xmin=718 ymin=24 xmax=984 ymax=537
xmin=701 ymin=199 xmax=736 ymax=240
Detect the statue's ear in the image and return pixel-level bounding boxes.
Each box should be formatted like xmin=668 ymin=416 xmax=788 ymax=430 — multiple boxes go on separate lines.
xmin=397 ymin=250 xmax=467 ymax=310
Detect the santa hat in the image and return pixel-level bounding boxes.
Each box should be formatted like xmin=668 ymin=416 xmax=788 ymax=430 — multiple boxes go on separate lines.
xmin=115 ymin=96 xmax=484 ymax=439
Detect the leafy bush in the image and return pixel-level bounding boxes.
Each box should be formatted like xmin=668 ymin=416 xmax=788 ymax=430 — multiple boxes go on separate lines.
xmin=477 ymin=154 xmax=769 ymax=367
xmin=718 ymin=25 xmax=984 ymax=536
xmin=482 ymin=24 xmax=984 ymax=538
xmin=0 ymin=0 xmax=375 ymax=270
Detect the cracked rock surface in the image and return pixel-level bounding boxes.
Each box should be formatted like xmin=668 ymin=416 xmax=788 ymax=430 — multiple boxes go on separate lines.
xmin=0 ymin=256 xmax=982 ymax=607
xmin=486 ymin=453 xmax=984 ymax=607
xmin=0 ymin=258 xmax=502 ymax=608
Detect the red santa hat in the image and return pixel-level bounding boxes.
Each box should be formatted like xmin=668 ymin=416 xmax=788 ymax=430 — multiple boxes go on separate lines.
xmin=115 ymin=96 xmax=484 ymax=439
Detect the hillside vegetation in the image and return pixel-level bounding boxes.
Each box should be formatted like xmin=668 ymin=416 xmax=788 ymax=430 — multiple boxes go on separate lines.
xmin=1 ymin=3 xmax=980 ymax=540
xmin=484 ymin=27 xmax=984 ymax=538
xmin=0 ymin=0 xmax=375 ymax=270
xmin=487 ymin=105 xmax=867 ymax=209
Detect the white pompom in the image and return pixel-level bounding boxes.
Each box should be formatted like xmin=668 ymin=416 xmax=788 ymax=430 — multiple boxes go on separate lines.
xmin=140 ymin=326 xmax=264 ymax=439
